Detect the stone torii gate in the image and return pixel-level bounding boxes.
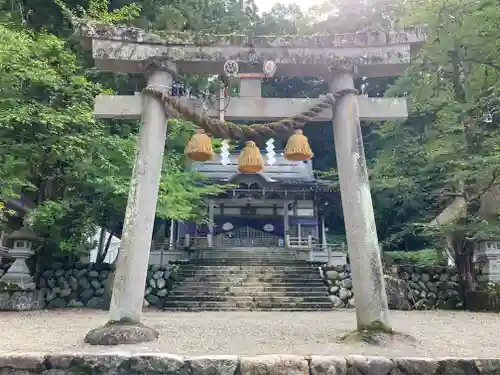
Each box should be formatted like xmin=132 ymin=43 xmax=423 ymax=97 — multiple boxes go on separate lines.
xmin=79 ymin=22 xmax=426 ymax=344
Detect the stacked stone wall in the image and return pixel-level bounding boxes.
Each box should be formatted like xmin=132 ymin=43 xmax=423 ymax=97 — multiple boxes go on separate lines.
xmin=0 ymin=262 xmax=180 ymax=310
xmin=397 ymin=264 xmax=462 ymax=309
xmin=321 ymin=264 xmax=462 ymax=309
xmin=0 ymin=353 xmax=497 ymax=375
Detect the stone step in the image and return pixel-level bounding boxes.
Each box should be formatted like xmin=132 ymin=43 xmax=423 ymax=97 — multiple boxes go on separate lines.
xmin=162 ymin=301 xmax=333 ymax=310
xmin=179 ymin=265 xmax=318 ymax=271
xmin=190 ymin=256 xmax=298 ymax=266
xmin=195 ymin=249 xmax=292 ymax=254
xmin=171 ymin=285 xmax=328 ymax=293
xmin=169 ymin=290 xmax=329 ymax=297
xmin=174 ymin=276 xmax=326 ymax=283
xmin=198 ymin=251 xmax=293 ymax=254
xmin=188 ymin=253 xmax=306 ymax=263
xmin=165 ymin=253 xmax=330 ymax=311
xmin=177 ymin=274 xmax=323 ymax=280
xmin=177 ymin=279 xmax=323 ymax=285
xmin=178 ymin=269 xmax=321 ymax=279
xmin=187 ymin=262 xmax=307 ymax=267
xmin=170 ymin=285 xmax=326 ymax=293
xmin=181 ymin=271 xmax=321 ymax=280
xmin=170 ymin=288 xmax=327 ymax=296
xmin=178 ymin=275 xmax=325 ymax=286
xmin=166 ymin=296 xmax=331 ymax=303
xmin=198 ymin=247 xmax=287 ymax=250
xmin=196 ymin=253 xmax=292 ymax=256
xmin=185 ymin=270 xmax=319 ymax=273
xmin=198 ymin=256 xmax=295 ymax=258
xmin=195 ymin=251 xmax=294 ymax=255
xmin=160 ymin=305 xmax=334 ymax=311
xmin=180 ymin=268 xmax=318 ymax=272
xmin=172 ymin=280 xmax=326 ymax=287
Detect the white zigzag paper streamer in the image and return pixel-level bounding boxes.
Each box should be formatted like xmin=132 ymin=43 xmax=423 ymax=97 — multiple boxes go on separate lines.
xmin=266 ymin=138 xmax=276 ymax=166
xmin=220 ymin=140 xmax=230 ymax=166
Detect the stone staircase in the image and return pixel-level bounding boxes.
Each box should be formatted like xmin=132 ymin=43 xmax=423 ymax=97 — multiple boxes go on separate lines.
xmin=162 ymin=247 xmax=333 ymax=311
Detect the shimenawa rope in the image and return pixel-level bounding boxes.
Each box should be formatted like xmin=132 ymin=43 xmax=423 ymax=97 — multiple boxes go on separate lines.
xmin=142 ymin=86 xmax=358 ymax=140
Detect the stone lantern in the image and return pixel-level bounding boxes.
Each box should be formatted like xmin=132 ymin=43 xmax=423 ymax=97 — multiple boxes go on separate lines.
xmin=476 ymin=240 xmax=500 ymax=283
xmin=0 ymin=225 xmax=40 ymax=290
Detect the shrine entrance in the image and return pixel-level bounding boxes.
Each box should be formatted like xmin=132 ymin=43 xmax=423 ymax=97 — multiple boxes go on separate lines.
xmin=213 ymin=225 xmax=282 ymax=247
xmin=79 ymin=19 xmax=424 ymax=337
xmin=209 ymin=215 xmax=285 ymax=248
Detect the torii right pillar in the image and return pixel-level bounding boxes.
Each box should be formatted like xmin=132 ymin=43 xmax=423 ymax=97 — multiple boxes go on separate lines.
xmin=330 ymin=72 xmax=392 ymax=332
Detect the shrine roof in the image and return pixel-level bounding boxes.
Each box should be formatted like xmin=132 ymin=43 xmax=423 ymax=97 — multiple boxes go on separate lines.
xmin=75 ymin=19 xmax=427 ymax=77
xmin=189 ymin=152 xmax=316 ymax=183
xmin=203 ymin=175 xmax=332 ymax=191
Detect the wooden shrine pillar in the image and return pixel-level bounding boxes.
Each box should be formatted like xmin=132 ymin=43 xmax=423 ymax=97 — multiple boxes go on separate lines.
xmin=283 ymin=201 xmax=290 ymax=248
xmin=207 ymin=200 xmax=214 ymax=248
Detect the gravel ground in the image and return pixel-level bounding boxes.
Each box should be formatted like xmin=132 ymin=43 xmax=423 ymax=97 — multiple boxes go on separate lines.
xmin=0 ymin=309 xmax=499 ymax=357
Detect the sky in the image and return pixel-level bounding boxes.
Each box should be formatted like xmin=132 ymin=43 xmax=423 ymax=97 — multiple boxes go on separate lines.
xmin=254 ymin=0 xmax=324 ymax=12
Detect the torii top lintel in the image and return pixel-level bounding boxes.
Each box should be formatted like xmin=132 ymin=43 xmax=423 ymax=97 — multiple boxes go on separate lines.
xmin=77 ymin=21 xmax=427 ymax=77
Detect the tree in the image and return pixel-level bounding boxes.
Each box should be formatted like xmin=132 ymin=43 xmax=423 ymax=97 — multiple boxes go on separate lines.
xmin=0 ymin=25 xmax=103 ymax=250
xmin=0 ymin=2 xmax=227 ymax=262
xmin=372 ymin=0 xmax=500 ymax=302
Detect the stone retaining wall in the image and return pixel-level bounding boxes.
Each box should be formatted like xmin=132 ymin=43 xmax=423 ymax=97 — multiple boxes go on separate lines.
xmin=0 ymin=353 xmax=497 ymax=375
xmin=38 ymin=262 xmax=114 ymax=309
xmin=0 ymin=262 xmax=180 ymax=310
xmin=1 ymin=261 xmax=463 ymax=310
xmin=397 ymin=265 xmax=462 ymax=309
xmin=322 ymin=264 xmax=463 ymax=309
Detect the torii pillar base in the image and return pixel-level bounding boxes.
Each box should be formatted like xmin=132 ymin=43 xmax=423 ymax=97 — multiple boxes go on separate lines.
xmin=84 ymin=322 xmax=159 ymax=346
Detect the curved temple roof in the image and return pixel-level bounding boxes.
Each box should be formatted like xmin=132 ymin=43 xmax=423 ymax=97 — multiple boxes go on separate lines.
xmin=190 ymin=152 xmax=315 ymax=183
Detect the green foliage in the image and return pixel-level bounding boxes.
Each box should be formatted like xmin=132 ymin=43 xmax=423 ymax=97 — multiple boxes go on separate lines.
xmin=482 ymin=282 xmax=500 ymax=295
xmin=1 ymin=0 xmax=498 ymax=265
xmin=113 ymin=0 xmax=260 ymax=34
xmin=0 ymin=25 xmax=104 ymax=253
xmin=85 ymin=0 xmax=141 ymax=23
xmin=0 ymin=6 xmax=226 ymax=255
xmin=53 ymin=0 xmax=141 ymax=25
xmin=0 ymin=280 xmax=24 ymax=292
xmin=371 ymin=0 xmax=500 ymax=256
xmin=325 ymin=233 xmax=346 ymax=246
xmin=385 ymin=249 xmax=442 ymax=266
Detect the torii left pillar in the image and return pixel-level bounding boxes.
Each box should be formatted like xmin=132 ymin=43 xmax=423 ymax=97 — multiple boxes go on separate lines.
xmin=331 ymin=71 xmax=391 ymax=333
xmin=85 ymin=67 xmax=172 ymax=345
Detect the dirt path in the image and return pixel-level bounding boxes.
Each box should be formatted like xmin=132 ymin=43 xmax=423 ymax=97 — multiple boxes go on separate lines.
xmin=0 ymin=309 xmax=498 ymax=357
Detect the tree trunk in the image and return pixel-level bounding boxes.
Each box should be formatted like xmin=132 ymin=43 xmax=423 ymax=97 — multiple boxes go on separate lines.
xmin=96 ymin=230 xmax=113 ymax=264
xmin=451 ymin=234 xmax=476 ymax=308
xmin=96 ymin=227 xmax=106 ymax=260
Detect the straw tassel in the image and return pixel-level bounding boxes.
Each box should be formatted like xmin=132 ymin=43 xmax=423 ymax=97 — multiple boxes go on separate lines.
xmin=284 ymin=129 xmax=313 ymax=161
xmin=185 ymin=128 xmax=214 ymax=162
xmin=238 ymin=141 xmax=264 ymax=174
